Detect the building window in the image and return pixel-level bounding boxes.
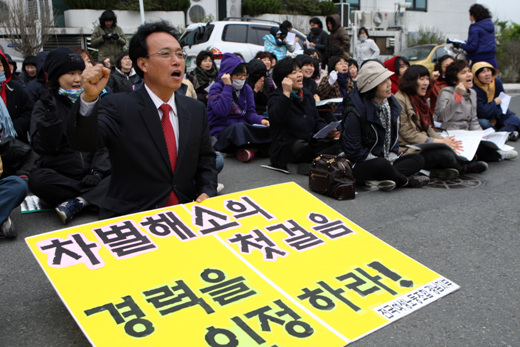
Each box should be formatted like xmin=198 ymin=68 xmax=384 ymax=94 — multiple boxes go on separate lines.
xmin=344 ymin=0 xmax=360 ymax=11
xmin=406 ymin=0 xmax=427 ymax=12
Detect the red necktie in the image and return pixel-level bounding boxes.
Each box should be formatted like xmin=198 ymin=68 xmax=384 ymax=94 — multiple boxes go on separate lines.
xmin=159 ymin=103 xmax=179 ymax=206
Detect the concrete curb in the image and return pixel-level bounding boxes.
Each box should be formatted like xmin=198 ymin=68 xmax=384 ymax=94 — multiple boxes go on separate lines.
xmin=504 ymin=84 xmax=520 ymax=94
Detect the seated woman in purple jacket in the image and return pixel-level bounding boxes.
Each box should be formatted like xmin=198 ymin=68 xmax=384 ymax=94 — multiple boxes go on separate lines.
xmin=462 ymin=4 xmax=497 ymax=69
xmin=207 ymin=53 xmax=270 ymax=162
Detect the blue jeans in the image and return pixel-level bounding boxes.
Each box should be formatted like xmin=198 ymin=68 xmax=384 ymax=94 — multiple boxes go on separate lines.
xmin=216 ymin=152 xmax=224 ymax=173
xmin=0 ymin=176 xmax=28 ymax=224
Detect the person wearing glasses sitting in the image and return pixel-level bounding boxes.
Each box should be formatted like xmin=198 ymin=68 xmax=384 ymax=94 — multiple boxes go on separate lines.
xmin=107 ymin=51 xmax=143 ymax=93
xmin=207 ymin=53 xmax=270 ymax=163
xmin=68 ymin=21 xmax=218 ymax=219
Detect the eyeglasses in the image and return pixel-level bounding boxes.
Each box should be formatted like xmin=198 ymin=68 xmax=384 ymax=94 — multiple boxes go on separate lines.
xmin=232 ymin=73 xmax=248 ymax=79
xmin=147 ymin=49 xmax=188 ymax=60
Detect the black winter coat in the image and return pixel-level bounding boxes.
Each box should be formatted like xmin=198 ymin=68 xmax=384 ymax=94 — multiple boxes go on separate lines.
xmin=30 ymin=92 xmax=111 ymax=179
xmin=340 ymin=90 xmax=401 ymax=164
xmin=268 ymin=88 xmax=326 ymax=168
xmin=5 ymin=80 xmax=33 ymax=143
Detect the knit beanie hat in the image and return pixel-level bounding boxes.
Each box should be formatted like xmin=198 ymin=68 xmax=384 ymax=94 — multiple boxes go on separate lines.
xmin=44 ymin=47 xmax=85 ymax=82
xmin=357 ymin=60 xmax=394 ymax=93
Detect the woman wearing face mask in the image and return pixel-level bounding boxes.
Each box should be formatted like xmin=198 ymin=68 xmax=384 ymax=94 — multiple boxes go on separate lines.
xmin=354 ymin=27 xmax=380 ymax=64
xmin=207 ymin=53 xmax=270 ymax=163
xmin=29 ymin=47 xmax=111 ymax=224
xmin=434 ymin=59 xmax=517 ymax=162
xmin=341 ymin=61 xmax=429 ymax=191
xmin=306 ymin=17 xmax=329 ymax=60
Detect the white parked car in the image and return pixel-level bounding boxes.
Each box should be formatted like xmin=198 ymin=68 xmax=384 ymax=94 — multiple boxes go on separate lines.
xmin=179 ymin=18 xmax=307 ymax=72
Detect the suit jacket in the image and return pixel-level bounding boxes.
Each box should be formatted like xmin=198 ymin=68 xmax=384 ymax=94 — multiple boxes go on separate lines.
xmin=68 ymin=86 xmax=217 ymax=219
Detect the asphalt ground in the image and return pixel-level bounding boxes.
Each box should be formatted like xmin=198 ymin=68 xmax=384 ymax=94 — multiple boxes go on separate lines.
xmin=1 ymin=96 xmax=520 ymax=346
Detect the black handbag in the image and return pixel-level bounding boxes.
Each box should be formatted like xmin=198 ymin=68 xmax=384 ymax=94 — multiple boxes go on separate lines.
xmin=0 ymin=137 xmax=32 ymax=170
xmin=309 ymin=154 xmax=356 ymax=200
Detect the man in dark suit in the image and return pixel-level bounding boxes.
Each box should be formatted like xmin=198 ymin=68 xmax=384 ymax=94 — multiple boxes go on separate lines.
xmin=68 ymin=21 xmax=217 ymax=219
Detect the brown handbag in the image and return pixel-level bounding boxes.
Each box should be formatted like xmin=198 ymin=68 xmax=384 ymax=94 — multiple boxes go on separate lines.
xmin=309 ymin=154 xmax=356 ymax=200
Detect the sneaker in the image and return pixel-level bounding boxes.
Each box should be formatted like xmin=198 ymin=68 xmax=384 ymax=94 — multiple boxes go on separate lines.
xmin=465 ymin=161 xmax=488 ymax=173
xmin=55 ymin=198 xmax=84 ymax=224
xmin=236 ymin=148 xmax=254 ymax=163
xmin=430 ymin=168 xmax=459 ymax=180
xmin=217 ymin=183 xmax=225 ymax=194
xmin=508 ymin=131 xmax=519 ymax=142
xmin=365 ymin=180 xmax=396 ymax=192
xmin=498 ymin=149 xmax=518 ymax=160
xmin=0 ymin=216 xmax=17 ymax=239
xmin=406 ymin=175 xmax=430 ymax=188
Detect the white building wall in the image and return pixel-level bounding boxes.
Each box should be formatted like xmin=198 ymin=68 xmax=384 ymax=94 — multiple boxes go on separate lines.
xmin=358 ymin=0 xmax=475 ymax=40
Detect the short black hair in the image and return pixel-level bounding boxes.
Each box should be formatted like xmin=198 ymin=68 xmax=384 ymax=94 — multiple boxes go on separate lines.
xmin=469 ymin=4 xmax=491 ymax=22
xmin=232 ymin=63 xmax=247 ymax=76
xmin=328 ymin=55 xmax=348 ymax=74
xmin=358 ymin=27 xmax=369 ymax=37
xmin=398 ymin=64 xmax=430 ymax=95
xmin=99 ymin=9 xmax=117 ymax=27
xmin=433 ymin=55 xmax=455 ymax=81
xmin=294 ymin=54 xmax=313 ymax=68
xmin=445 ymin=59 xmax=470 ymax=87
xmin=347 ymin=58 xmax=359 ymax=70
xmin=115 ymin=50 xmax=129 ymax=70
xmin=255 ymin=51 xmax=271 ymax=60
xmin=309 ymin=17 xmax=323 ymax=29
xmin=196 ymin=50 xmax=214 ymax=68
xmin=272 ymin=57 xmax=297 ymax=88
xmin=394 ymin=56 xmax=410 ymax=76
xmin=129 ymin=21 xmax=179 ymax=78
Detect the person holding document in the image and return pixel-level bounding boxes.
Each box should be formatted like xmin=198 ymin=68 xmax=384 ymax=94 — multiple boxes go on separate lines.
xmin=396 ymin=65 xmax=488 ymax=179
xmin=472 ymin=61 xmax=520 ymax=141
xmin=434 ymin=60 xmax=517 ymax=161
xmin=268 ymin=57 xmax=339 ymax=171
xmin=340 ymin=61 xmax=428 ymax=191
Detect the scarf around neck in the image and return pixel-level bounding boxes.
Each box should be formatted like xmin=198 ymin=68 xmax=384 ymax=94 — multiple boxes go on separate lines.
xmin=290 ymin=89 xmax=304 ymax=103
xmin=409 ymin=94 xmax=433 ymax=130
xmin=373 ymin=99 xmax=392 ymax=161
xmin=191 ymin=66 xmax=218 ymax=90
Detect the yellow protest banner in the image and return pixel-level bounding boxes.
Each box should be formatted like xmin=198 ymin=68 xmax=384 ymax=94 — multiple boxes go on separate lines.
xmin=26 ymin=182 xmax=458 ymax=346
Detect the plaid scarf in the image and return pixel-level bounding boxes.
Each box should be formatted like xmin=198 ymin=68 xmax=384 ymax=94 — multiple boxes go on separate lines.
xmin=374 ymin=99 xmax=392 ymax=161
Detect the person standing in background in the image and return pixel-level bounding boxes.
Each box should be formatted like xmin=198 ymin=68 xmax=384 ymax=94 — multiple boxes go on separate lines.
xmin=354 ymin=27 xmax=380 ymax=64
xmin=91 ymin=9 xmax=126 ymax=68
xmin=461 ymin=4 xmax=497 ymax=69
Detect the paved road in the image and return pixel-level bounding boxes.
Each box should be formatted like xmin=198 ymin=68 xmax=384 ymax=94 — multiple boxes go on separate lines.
xmin=1 ymin=97 xmax=520 ymax=346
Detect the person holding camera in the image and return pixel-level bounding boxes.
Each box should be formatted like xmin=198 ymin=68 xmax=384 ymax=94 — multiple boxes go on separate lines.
xmin=91 ymin=10 xmax=126 ymax=68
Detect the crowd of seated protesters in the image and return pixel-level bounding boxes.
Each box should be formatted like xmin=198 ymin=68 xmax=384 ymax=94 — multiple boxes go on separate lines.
xmin=2 ymin=20 xmax=520 ymax=238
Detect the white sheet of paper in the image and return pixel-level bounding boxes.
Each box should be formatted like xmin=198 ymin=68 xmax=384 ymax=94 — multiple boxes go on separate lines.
xmin=434 ymin=121 xmax=442 ymax=128
xmin=314 ymin=121 xmax=341 ymax=139
xmin=483 ymin=131 xmax=510 ymax=150
xmin=294 ymin=42 xmax=302 ymax=51
xmin=442 ymin=130 xmax=484 ymax=161
xmin=315 ymin=98 xmax=343 ymax=107
xmin=482 ymin=127 xmax=495 ymax=137
xmin=286 ymin=32 xmax=296 ymax=45
xmin=499 ymin=92 xmax=511 ymax=114
xmin=305 ymin=39 xmax=310 ymax=48
xmin=448 ymin=37 xmax=466 ymax=44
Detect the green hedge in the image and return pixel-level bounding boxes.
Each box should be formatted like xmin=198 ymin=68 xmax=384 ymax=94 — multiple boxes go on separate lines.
xmin=64 ymin=0 xmax=189 ymax=11
xmin=242 ymin=0 xmax=336 ymax=16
